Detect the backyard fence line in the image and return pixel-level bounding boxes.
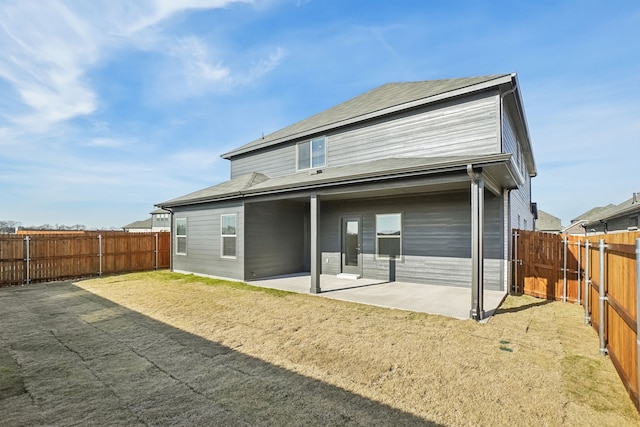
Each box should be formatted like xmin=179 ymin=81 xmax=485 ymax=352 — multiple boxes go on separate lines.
xmin=0 ymin=232 xmax=170 ymax=287
xmin=512 ymin=229 xmax=640 ymax=411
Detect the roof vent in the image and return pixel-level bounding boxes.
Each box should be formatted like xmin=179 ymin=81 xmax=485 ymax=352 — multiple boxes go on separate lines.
xmin=308 ymin=169 xmax=323 ymax=175
xmin=633 ymin=192 xmax=638 ymax=204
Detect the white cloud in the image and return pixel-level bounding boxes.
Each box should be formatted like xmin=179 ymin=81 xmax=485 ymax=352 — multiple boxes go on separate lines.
xmin=243 ymin=47 xmax=287 ymax=83
xmin=126 ymin=0 xmax=253 ymax=35
xmin=170 ymin=36 xmax=231 ymax=86
xmin=0 ymin=0 xmax=255 ymax=132
xmin=163 ymin=36 xmax=286 ymax=95
xmin=0 ymin=1 xmax=100 ymax=130
xmin=85 ymin=137 xmax=130 ymax=148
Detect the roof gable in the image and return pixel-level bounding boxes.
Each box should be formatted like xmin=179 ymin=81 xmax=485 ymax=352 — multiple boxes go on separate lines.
xmin=159 ymin=172 xmax=269 ymax=206
xmin=222 ymin=74 xmax=512 ymax=159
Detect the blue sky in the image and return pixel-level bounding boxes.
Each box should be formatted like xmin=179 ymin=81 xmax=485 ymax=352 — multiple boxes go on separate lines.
xmin=0 ymin=0 xmax=638 ymax=229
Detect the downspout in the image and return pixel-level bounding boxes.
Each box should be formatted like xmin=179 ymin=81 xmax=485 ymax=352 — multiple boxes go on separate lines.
xmin=500 ymin=84 xmax=519 ymax=290
xmin=499 ymin=85 xmax=518 ymax=149
xmin=467 ymin=164 xmax=485 ymax=320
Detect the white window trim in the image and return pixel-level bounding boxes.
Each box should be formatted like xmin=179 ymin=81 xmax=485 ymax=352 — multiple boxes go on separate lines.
xmin=175 ymin=218 xmax=187 ymax=255
xmin=220 ymin=214 xmax=237 ymax=259
xmin=375 ymin=213 xmax=403 ymax=260
xmin=296 ymin=136 xmax=326 ymax=171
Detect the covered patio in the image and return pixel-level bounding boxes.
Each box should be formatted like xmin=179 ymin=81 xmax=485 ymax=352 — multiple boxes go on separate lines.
xmin=249 ymin=274 xmax=507 ymax=320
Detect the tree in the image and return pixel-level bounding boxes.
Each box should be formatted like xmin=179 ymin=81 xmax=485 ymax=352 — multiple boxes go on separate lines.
xmin=0 ymin=220 xmax=21 ymax=233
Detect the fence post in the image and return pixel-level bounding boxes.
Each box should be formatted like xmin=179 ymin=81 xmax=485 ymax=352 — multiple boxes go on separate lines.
xmin=599 ymin=238 xmax=607 ymax=355
xmin=98 ymin=234 xmax=103 ymax=276
xmin=563 ymin=236 xmax=568 ymax=302
xmin=635 ymin=237 xmax=640 ymax=409
xmin=24 ymin=236 xmax=30 ymax=285
xmin=154 ymin=233 xmax=159 ymax=270
xmin=585 ymin=240 xmax=591 ymax=324
xmin=577 ymin=239 xmax=581 ymax=305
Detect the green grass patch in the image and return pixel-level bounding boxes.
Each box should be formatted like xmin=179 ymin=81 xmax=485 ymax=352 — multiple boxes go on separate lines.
xmin=113 ymin=270 xmax=294 ymax=298
xmin=562 ymin=355 xmax=637 ymax=417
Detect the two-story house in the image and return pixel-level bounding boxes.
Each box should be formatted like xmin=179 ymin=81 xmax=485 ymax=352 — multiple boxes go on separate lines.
xmin=157 ymin=74 xmax=536 ymax=319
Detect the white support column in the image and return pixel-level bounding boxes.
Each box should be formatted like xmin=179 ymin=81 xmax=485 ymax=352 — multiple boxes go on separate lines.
xmin=468 ymin=166 xmax=485 ymax=321
xmin=310 ymin=193 xmax=321 ymax=294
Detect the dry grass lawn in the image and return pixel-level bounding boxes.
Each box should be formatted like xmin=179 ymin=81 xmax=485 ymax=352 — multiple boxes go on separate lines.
xmin=80 ymin=271 xmax=639 ymax=425
xmin=2 ymin=270 xmax=639 ymax=426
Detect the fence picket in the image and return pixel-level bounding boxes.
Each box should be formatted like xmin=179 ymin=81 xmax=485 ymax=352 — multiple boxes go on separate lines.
xmin=513 ymin=229 xmax=640 ymax=411
xmin=0 ymin=232 xmax=170 ymax=287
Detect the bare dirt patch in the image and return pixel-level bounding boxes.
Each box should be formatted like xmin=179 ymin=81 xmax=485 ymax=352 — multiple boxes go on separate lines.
xmin=1 ymin=271 xmax=639 ymax=426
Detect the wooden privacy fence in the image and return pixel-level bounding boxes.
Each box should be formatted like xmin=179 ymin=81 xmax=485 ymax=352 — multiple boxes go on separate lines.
xmin=513 ymin=229 xmax=640 ymax=410
xmin=0 ymin=232 xmax=170 ymax=286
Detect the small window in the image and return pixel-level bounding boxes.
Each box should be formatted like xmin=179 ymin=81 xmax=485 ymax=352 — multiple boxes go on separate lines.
xmin=175 ymin=218 xmax=187 ymax=255
xmin=221 ymin=214 xmax=237 ymax=258
xmin=376 ymin=213 xmax=402 ymax=259
xmin=297 ymin=136 xmax=326 ymax=170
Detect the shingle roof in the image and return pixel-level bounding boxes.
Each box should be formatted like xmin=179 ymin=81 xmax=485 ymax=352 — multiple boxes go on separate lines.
xmin=159 ymin=172 xmax=270 ymax=206
xmin=150 ymin=208 xmax=171 ymax=214
xmin=583 ymin=197 xmax=640 ymax=226
xmin=123 ymin=218 xmax=152 ymax=229
xmin=535 ymin=210 xmax=562 ymax=232
xmin=222 ymin=74 xmax=512 ymax=159
xmin=570 ymin=205 xmax=616 ymax=223
xmin=158 ymin=154 xmax=513 ymax=207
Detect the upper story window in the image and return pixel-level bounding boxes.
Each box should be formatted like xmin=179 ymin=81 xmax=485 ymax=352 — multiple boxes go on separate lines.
xmin=297 ymin=136 xmax=326 ymax=170
xmin=155 ymin=213 xmax=169 ymax=222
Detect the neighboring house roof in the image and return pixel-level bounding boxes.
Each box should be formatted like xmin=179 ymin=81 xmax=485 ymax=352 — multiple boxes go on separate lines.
xmin=535 ymin=210 xmax=562 ymax=232
xmin=150 ymin=208 xmax=170 ymax=215
xmin=582 ymin=196 xmax=640 ymax=228
xmin=562 ymin=222 xmax=586 ymax=235
xmin=570 ymin=204 xmax=616 ymax=224
xmin=159 ymin=154 xmax=516 ymax=208
xmin=221 ymin=74 xmax=535 ymax=176
xmin=564 ymin=204 xmax=617 ymax=234
xmin=123 ymin=218 xmax=152 ymax=229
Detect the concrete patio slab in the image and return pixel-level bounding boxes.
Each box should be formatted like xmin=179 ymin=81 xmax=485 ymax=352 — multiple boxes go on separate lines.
xmin=249 ymin=274 xmax=507 ymax=320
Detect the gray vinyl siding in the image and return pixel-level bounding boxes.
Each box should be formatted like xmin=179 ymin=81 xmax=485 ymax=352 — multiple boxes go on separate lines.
xmin=501 ymin=111 xmax=525 ymax=176
xmin=231 ymin=143 xmax=296 ymax=180
xmin=503 ymin=111 xmax=534 ymax=231
xmin=510 ymin=174 xmax=533 ymax=231
xmin=319 ymin=191 xmax=504 ymax=290
xmin=244 ymin=200 xmax=307 ymax=279
xmin=230 ymin=92 xmax=500 ymax=179
xmin=151 ymin=213 xmax=170 ymax=229
xmin=596 ymin=214 xmax=639 ymax=233
xmin=172 ymin=201 xmax=244 ymax=280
